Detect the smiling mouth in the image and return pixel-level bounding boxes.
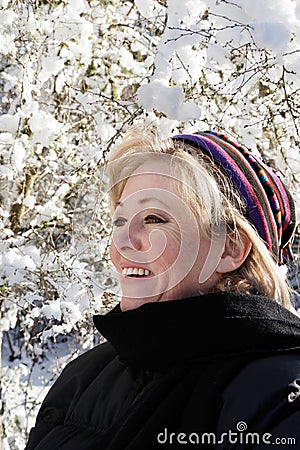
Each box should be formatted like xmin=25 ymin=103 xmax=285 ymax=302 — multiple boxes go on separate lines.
xmin=122 ymin=267 xmax=153 ymax=278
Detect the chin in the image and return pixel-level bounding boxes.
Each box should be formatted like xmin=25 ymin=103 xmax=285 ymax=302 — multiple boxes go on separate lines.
xmin=120 ymin=295 xmax=161 ymax=312
xmin=120 ymin=298 xmax=145 ymax=312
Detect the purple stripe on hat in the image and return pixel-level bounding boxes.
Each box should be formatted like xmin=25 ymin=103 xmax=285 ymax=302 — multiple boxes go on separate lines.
xmin=199 ymin=135 xmax=276 ymax=252
xmin=202 ymin=134 xmax=279 ymax=247
xmin=173 ymin=133 xmax=276 ymax=253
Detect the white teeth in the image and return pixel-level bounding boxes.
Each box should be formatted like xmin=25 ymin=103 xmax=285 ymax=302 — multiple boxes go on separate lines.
xmin=122 ymin=267 xmax=152 ymax=277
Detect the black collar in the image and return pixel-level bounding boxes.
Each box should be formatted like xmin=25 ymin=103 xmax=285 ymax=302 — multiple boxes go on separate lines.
xmin=93 ymin=292 xmax=300 ymax=370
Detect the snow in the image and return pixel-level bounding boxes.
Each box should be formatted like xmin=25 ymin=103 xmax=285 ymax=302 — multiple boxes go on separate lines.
xmin=60 ymin=301 xmax=82 ymax=325
xmin=0 ymin=9 xmax=16 ymax=26
xmin=29 ymin=110 xmax=62 ymax=145
xmin=55 ymin=183 xmax=70 ymax=198
xmin=11 ymin=139 xmax=26 ymax=171
xmin=35 ymin=199 xmax=63 ymax=222
xmin=172 ymin=46 xmax=206 ymax=84
xmin=2 ymin=248 xmax=36 ymax=271
xmin=69 ymin=0 xmax=89 ymax=13
xmin=167 ymin=0 xmax=206 ymax=25
xmin=0 ymin=0 xmax=9 ymax=8
xmin=251 ymin=22 xmax=291 ymax=55
xmin=134 ymin=0 xmax=154 ymax=18
xmin=0 ymin=113 xmax=19 ymax=134
xmin=239 ymin=0 xmax=296 ymax=23
xmin=296 ymin=1 xmax=300 ymax=19
xmin=23 ymin=195 xmax=36 ymax=209
xmin=95 ymin=114 xmax=115 ymax=141
xmin=138 ymin=81 xmax=201 ymax=120
xmin=38 ymin=56 xmax=65 ymax=83
xmin=42 ymin=301 xmax=62 ymax=321
xmin=0 ymin=165 xmax=13 ymax=180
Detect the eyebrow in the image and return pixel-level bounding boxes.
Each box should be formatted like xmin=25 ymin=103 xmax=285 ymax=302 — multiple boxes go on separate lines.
xmin=116 ymin=197 xmax=169 ymax=208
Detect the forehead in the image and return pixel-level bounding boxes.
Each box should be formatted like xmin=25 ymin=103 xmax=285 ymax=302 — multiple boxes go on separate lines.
xmin=120 ymin=161 xmax=177 ymax=199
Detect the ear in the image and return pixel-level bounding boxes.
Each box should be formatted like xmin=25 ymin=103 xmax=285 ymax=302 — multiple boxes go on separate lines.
xmin=216 ymin=231 xmax=252 ymax=274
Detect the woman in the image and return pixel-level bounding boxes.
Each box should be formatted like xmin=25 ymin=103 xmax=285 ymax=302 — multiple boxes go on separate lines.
xmin=26 ymin=128 xmax=300 ymax=449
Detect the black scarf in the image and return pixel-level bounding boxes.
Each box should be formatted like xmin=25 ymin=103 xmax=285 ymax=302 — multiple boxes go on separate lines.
xmin=94 ymin=291 xmax=300 ymax=371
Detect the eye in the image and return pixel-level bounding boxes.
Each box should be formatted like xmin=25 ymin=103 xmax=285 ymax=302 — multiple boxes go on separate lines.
xmin=144 ymin=214 xmax=166 ymax=224
xmin=112 ymin=217 xmax=127 ymax=227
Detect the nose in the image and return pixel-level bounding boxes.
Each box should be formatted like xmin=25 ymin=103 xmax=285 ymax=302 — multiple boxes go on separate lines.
xmin=114 ymin=216 xmax=145 ymax=252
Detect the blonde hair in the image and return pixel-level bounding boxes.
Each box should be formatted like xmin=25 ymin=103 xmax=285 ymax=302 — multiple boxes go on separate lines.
xmin=108 ymin=126 xmax=293 ymax=309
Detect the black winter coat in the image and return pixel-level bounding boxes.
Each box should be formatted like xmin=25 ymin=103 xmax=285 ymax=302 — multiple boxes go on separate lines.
xmin=26 ymin=292 xmax=300 ymax=449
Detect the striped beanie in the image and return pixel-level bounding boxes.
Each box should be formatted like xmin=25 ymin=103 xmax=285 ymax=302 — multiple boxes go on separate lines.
xmin=172 ymin=131 xmax=296 ymax=264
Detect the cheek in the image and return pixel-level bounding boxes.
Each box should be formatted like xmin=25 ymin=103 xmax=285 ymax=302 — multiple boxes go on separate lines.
xmin=164 ymin=225 xmax=182 ymax=246
xmin=109 ymin=241 xmax=119 ymax=268
xmin=160 ymin=229 xmax=182 ymax=264
xmin=166 ymin=225 xmax=195 ymax=258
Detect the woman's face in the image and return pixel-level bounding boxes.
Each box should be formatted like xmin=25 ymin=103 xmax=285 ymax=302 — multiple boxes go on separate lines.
xmin=110 ymin=161 xmax=223 ymax=311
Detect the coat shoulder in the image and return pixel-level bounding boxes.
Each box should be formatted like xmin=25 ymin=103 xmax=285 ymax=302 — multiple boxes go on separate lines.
xmin=49 ymin=342 xmax=116 ymax=392
xmin=25 ymin=342 xmax=118 ymax=449
xmin=45 ymin=341 xmax=117 ymax=399
xmin=218 ymin=352 xmax=300 ymax=436
xmin=60 ymin=341 xmax=117 ymax=377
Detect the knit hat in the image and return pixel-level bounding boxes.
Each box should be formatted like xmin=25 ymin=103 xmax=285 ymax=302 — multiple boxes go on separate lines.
xmin=172 ymin=131 xmax=296 ymax=264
